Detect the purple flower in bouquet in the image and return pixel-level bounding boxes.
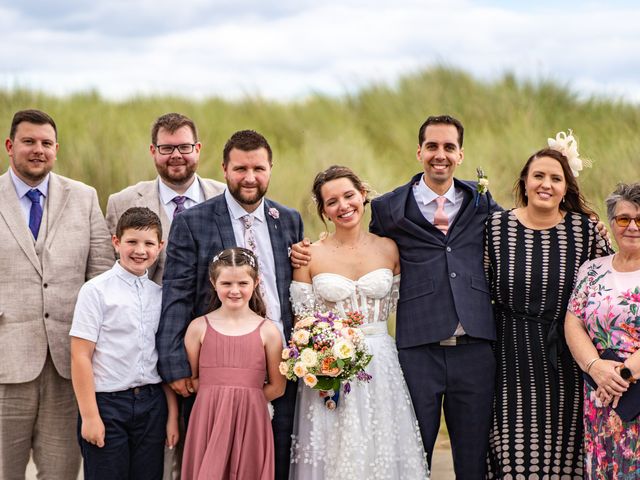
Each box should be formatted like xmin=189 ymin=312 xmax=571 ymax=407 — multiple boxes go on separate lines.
xmin=344 ymin=382 xmax=351 ymax=394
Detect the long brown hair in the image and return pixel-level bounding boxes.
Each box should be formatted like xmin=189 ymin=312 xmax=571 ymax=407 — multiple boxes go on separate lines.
xmin=208 ymin=247 xmax=266 ymax=317
xmin=514 ymin=148 xmax=597 ymax=219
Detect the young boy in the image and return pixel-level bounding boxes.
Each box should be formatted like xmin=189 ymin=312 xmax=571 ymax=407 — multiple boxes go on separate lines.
xmin=70 ymin=207 xmax=178 ymax=480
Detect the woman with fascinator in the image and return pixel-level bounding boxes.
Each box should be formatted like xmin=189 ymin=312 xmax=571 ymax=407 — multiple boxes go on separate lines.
xmin=485 ymin=132 xmax=613 ymax=478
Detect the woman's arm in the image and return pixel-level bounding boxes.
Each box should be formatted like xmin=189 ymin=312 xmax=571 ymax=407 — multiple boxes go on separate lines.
xmin=565 ymin=312 xmax=628 ymax=400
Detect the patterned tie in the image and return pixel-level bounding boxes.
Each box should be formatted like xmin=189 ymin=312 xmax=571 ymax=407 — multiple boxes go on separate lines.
xmin=241 ymin=214 xmax=267 ymax=300
xmin=26 ymin=189 xmax=43 ymax=240
xmin=241 ymin=214 xmax=258 ymax=254
xmin=434 ymin=196 xmax=449 ymax=234
xmin=172 ymin=196 xmax=187 ymax=218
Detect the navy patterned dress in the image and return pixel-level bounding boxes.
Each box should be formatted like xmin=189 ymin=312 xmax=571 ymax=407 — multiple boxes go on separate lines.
xmin=485 ymin=210 xmax=610 ymax=479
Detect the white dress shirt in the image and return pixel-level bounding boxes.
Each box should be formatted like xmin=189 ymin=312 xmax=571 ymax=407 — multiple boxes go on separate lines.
xmin=9 ymin=167 xmax=49 ymax=226
xmin=224 ymin=189 xmax=283 ymax=341
xmin=158 ymin=177 xmax=203 ymax=219
xmin=70 ymin=261 xmax=163 ymax=392
xmin=412 ymin=176 xmax=464 ymax=225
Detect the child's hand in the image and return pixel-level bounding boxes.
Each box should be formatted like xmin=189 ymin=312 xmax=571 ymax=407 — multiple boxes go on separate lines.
xmin=81 ymin=416 xmax=105 ymax=448
xmin=166 ymin=417 xmax=180 ymax=450
xmin=191 ymin=377 xmax=199 ymax=393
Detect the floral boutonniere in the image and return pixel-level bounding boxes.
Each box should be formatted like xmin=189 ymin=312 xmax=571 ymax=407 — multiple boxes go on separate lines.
xmin=268 ymin=207 xmax=280 ymax=220
xmin=475 ymin=167 xmax=489 ymax=207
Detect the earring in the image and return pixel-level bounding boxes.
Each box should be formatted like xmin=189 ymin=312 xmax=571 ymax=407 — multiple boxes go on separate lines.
xmin=524 ymin=191 xmax=528 ymax=197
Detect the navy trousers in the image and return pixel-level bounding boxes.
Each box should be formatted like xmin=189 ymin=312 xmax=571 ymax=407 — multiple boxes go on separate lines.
xmin=399 ymin=341 xmax=495 ymax=480
xmin=78 ymin=383 xmax=168 ymax=480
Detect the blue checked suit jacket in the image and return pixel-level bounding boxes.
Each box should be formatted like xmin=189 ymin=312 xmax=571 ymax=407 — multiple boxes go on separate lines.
xmin=370 ymin=174 xmax=502 ymax=349
xmin=157 ymin=194 xmax=304 ymax=383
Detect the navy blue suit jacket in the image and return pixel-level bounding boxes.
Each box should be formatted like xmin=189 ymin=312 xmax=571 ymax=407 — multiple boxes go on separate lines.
xmin=370 ymin=174 xmax=501 ymax=349
xmin=157 ymin=194 xmax=304 ymax=383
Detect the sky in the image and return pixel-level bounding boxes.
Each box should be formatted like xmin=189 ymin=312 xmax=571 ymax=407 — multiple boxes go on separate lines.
xmin=1 ymin=0 xmax=639 ymax=102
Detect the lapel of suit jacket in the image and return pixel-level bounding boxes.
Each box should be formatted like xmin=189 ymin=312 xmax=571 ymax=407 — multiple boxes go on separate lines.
xmin=446 ymin=179 xmax=475 ymax=242
xmin=43 ymin=173 xmax=71 ymax=252
xmin=142 ymin=178 xmax=171 ymax=241
xmin=0 ymin=171 xmax=42 ymax=274
xmin=213 ymin=195 xmax=238 ymax=248
xmin=391 ymin=174 xmax=442 ymax=242
xmin=263 ymin=199 xmax=288 ymax=303
xmin=200 ymin=175 xmax=221 ymax=200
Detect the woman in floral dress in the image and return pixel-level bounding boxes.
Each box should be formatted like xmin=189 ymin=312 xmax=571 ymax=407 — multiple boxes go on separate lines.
xmin=566 ymin=182 xmax=640 ymax=479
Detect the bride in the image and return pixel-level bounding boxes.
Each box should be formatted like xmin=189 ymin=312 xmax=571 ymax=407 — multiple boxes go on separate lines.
xmin=289 ymin=165 xmax=429 ymax=479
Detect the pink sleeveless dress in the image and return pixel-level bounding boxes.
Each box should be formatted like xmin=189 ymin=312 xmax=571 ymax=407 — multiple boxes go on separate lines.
xmin=181 ymin=317 xmax=274 ymax=480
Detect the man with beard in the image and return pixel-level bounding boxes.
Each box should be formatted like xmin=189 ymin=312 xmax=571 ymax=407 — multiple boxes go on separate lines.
xmin=0 ymin=109 xmax=114 ymax=479
xmin=106 ymin=113 xmax=224 ymax=285
xmin=157 ymin=130 xmax=303 ymax=480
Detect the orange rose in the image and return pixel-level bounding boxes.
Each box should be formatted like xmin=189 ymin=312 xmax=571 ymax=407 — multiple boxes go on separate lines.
xmin=320 ymin=356 xmax=341 ymax=377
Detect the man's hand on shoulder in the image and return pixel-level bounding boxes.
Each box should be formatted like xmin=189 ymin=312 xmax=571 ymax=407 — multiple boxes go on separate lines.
xmin=291 ymin=238 xmax=312 ymax=268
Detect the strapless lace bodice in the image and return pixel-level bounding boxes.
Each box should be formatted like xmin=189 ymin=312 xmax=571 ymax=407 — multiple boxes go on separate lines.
xmin=290 ymin=268 xmax=400 ymax=326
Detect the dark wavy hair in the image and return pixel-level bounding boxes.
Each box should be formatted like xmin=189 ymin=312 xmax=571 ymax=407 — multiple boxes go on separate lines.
xmin=311 ymin=165 xmax=371 ymax=228
xmin=208 ymin=247 xmax=266 ymax=317
xmin=514 ymin=148 xmax=597 ymax=219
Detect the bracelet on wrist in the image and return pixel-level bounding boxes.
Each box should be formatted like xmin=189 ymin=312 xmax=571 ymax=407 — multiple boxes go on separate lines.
xmin=585 ymin=357 xmax=600 ymax=374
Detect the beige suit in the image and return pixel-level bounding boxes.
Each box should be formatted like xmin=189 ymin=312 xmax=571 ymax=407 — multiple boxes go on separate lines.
xmin=106 ymin=175 xmax=224 ymax=285
xmin=0 ymin=170 xmax=114 ymax=479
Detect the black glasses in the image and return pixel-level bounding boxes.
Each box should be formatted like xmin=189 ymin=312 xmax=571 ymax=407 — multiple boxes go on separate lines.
xmin=614 ymin=215 xmax=640 ymax=228
xmin=155 ymin=144 xmax=196 ymax=155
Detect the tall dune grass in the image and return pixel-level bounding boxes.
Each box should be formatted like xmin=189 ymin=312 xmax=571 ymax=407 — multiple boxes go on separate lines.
xmin=2 ymin=67 xmax=639 ymax=239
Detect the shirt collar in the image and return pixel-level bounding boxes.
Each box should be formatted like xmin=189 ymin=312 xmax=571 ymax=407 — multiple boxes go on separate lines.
xmin=113 ymin=260 xmax=149 ymax=286
xmin=414 ymin=175 xmax=456 ymax=206
xmin=9 ymin=167 xmax=50 ymax=199
xmin=158 ymin=176 xmax=202 ymax=206
xmin=224 ymin=189 xmax=266 ymax=223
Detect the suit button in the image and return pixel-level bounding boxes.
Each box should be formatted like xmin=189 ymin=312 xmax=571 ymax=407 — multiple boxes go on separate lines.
xmin=446 ymin=247 xmax=452 ymax=252
xmin=44 ymin=313 xmax=49 ymax=318
xmin=450 ymin=272 xmax=457 ymax=278
xmin=43 ymin=283 xmax=48 ymax=288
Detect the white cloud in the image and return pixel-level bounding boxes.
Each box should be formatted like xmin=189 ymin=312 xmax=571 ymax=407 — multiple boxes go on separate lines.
xmin=1 ymin=0 xmax=639 ymax=101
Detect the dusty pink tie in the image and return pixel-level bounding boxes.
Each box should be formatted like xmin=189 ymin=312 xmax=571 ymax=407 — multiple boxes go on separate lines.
xmin=434 ymin=196 xmax=449 ymax=234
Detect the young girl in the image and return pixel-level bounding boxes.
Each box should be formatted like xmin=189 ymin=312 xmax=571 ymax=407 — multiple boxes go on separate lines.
xmin=181 ymin=247 xmax=286 ymax=480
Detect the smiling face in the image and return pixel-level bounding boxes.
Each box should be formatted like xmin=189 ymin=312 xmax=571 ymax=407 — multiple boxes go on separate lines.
xmin=611 ymin=200 xmax=640 ymax=254
xmin=212 ymin=265 xmax=257 ymax=311
xmin=223 ymin=147 xmax=271 ymax=211
xmin=150 ymin=125 xmax=201 ymax=187
xmin=523 ymin=155 xmax=567 ymax=212
xmin=112 ymin=227 xmax=163 ymax=277
xmin=417 ymin=124 xmax=463 ymax=193
xmin=5 ymin=122 xmax=58 ymax=187
xmin=320 ymin=177 xmax=365 ymax=228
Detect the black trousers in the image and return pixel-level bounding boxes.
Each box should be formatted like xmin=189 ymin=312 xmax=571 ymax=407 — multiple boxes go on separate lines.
xmin=79 ymin=383 xmax=168 ymax=480
xmin=399 ymin=341 xmax=495 ymax=480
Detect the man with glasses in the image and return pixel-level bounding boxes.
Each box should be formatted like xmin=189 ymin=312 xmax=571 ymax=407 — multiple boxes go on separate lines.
xmin=106 ymin=113 xmax=224 ymax=285
xmin=106 ymin=113 xmax=223 ymax=479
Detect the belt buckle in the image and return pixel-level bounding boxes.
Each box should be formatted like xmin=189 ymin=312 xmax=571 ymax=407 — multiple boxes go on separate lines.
xmin=439 ymin=336 xmax=457 ymax=346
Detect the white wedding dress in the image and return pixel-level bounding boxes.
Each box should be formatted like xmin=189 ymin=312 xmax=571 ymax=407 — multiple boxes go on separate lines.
xmin=289 ymin=268 xmax=429 ymax=480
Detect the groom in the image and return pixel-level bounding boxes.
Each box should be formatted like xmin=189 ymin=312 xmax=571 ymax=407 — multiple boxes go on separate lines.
xmin=369 ymin=115 xmax=500 ymax=478
xmin=157 ymin=129 xmax=303 ymax=480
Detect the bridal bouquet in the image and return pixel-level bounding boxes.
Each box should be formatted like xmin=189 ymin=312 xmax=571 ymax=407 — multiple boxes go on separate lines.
xmin=279 ymin=310 xmax=373 ymax=408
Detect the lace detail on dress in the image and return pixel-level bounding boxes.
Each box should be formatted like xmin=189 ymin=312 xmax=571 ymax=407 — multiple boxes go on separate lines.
xmin=288 ymin=269 xmax=429 ymax=480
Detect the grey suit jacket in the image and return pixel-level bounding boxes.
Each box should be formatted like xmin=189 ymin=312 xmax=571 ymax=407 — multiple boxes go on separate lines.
xmin=105 ymin=175 xmax=225 ymax=284
xmin=0 ymin=171 xmax=114 ymax=382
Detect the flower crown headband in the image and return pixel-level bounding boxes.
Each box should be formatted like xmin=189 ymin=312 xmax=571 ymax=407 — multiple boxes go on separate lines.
xmin=212 ymin=249 xmax=257 ymax=269
xmin=547 ymin=129 xmax=592 ymax=177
